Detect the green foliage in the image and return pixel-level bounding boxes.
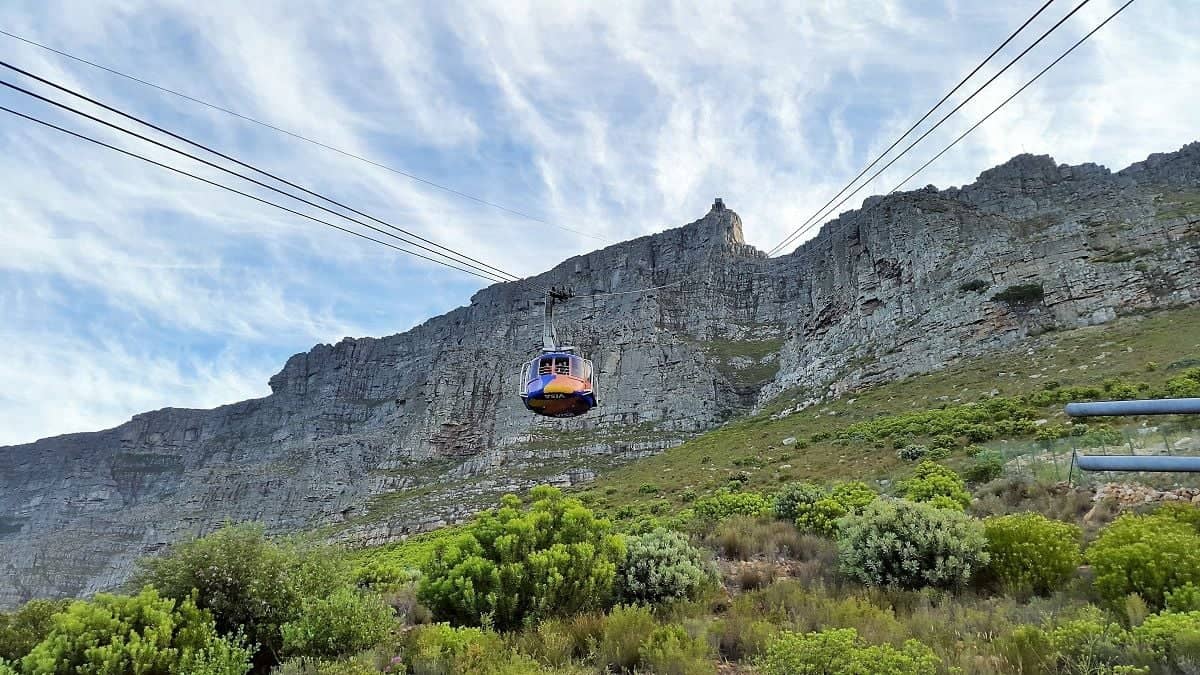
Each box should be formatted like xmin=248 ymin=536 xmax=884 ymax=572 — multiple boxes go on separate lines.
xmin=758 ymin=628 xmax=939 ymax=675
xmin=273 ymin=657 xmax=383 ymax=675
xmin=1165 ymin=367 xmax=1200 ymax=398
xmin=1044 ymin=608 xmax=1134 ymax=674
xmin=772 ymin=482 xmax=824 ymax=522
xmin=961 ymin=451 xmax=1004 ymax=484
xmin=419 ymin=486 xmax=625 ymax=630
xmin=958 ymin=279 xmax=989 ymax=293
xmin=983 ymin=513 xmax=1082 ymax=595
xmin=0 ymin=659 xmax=14 ymax=675
xmin=1132 ymin=611 xmax=1200 ymax=658
xmin=691 ymin=490 xmax=770 ymax=523
xmin=1089 ymin=512 xmax=1200 ymax=610
xmin=837 ymin=499 xmax=989 ymax=590
xmin=616 ymin=529 xmax=714 ymax=606
xmin=401 ymin=623 xmax=540 ymax=674
xmin=833 ymin=396 xmax=1036 ymax=448
xmin=1166 ymin=583 xmax=1200 ymax=613
xmin=134 ymin=523 xmax=345 ymax=664
xmin=280 ymin=587 xmax=394 ymax=659
xmin=901 ymin=461 xmax=971 ymax=510
xmin=992 ymin=283 xmax=1045 ymax=305
xmin=896 ymin=445 xmax=928 ymax=461
xmin=0 ymin=599 xmax=68 ymax=662
xmin=19 ymin=587 xmax=251 ymax=675
xmin=638 ymin=625 xmax=713 ymax=675
xmin=790 ymin=482 xmax=878 ymax=537
xmin=596 ymin=605 xmax=658 ymax=673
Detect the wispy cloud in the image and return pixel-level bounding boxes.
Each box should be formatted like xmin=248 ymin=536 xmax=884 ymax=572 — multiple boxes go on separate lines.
xmin=0 ymin=0 xmax=1195 ymax=444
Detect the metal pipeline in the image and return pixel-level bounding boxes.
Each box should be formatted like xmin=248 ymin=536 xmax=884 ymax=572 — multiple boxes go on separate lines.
xmin=1075 ymin=454 xmax=1200 ymax=472
xmin=1065 ymin=398 xmax=1200 ymax=417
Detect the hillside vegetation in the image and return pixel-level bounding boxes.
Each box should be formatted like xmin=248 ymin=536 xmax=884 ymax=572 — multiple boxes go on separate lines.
xmin=3 ymin=307 xmax=1200 ymax=674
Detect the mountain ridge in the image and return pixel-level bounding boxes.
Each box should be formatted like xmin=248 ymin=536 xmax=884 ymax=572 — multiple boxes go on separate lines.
xmin=2 ymin=142 xmax=1199 ymax=608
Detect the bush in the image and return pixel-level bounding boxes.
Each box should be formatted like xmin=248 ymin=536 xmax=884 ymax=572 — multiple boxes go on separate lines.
xmin=959 ymin=279 xmax=989 ymax=293
xmin=1045 ymin=608 xmax=1132 ymax=673
xmin=693 ymin=490 xmax=771 ymax=523
xmin=401 ymin=623 xmax=539 ymax=674
xmin=0 ymin=660 xmax=14 ymax=675
xmin=794 ymin=483 xmax=878 ymax=537
xmin=838 ymin=499 xmax=989 ymax=590
xmin=134 ymin=523 xmax=344 ymax=666
xmin=983 ymin=513 xmax=1082 ymax=595
xmin=992 ymin=283 xmax=1044 ymax=305
xmin=617 ymin=529 xmax=714 ymax=606
xmin=902 ymin=461 xmax=971 ymax=510
xmin=639 ymin=625 xmax=713 ymax=675
xmin=19 ymin=587 xmax=251 ymax=675
xmin=1132 ymin=611 xmax=1200 ymax=659
xmin=759 ymin=628 xmax=939 ymax=675
xmin=1167 ymin=584 xmax=1200 ymax=613
xmin=1089 ymin=512 xmax=1200 ymax=610
xmin=273 ymin=657 xmax=383 ymax=675
xmin=281 ymin=587 xmax=394 ymax=659
xmin=419 ymin=486 xmax=625 ymax=630
xmin=772 ymin=482 xmax=824 ymax=522
xmin=596 ymin=605 xmax=658 ymax=673
xmin=961 ymin=451 xmax=1004 ymax=484
xmin=0 ymin=599 xmax=68 ymax=662
xmin=896 ymin=445 xmax=928 ymax=461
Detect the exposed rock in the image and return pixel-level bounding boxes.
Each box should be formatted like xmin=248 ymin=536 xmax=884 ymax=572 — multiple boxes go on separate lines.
xmin=2 ymin=144 xmax=1200 ymax=607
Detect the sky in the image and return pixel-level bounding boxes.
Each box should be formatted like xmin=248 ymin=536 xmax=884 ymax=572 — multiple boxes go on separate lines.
xmin=0 ymin=0 xmax=1196 ymax=445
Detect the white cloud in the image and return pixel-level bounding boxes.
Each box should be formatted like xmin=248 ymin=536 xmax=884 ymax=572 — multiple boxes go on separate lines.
xmin=0 ymin=0 xmax=1196 ymax=444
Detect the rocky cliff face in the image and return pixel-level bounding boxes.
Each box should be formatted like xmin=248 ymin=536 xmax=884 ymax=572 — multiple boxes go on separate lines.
xmin=3 ymin=143 xmax=1199 ymax=607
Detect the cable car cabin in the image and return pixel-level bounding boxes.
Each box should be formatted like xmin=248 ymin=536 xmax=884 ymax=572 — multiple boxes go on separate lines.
xmin=520 ymin=352 xmax=596 ymax=417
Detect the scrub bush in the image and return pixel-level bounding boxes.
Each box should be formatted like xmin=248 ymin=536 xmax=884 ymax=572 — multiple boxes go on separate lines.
xmin=133 ymin=523 xmax=344 ymax=666
xmin=902 ymin=461 xmax=971 ymax=510
xmin=281 ymin=587 xmax=394 ymax=659
xmin=19 ymin=587 xmax=251 ymax=675
xmin=772 ymin=482 xmax=824 ymax=522
xmin=419 ymin=486 xmax=625 ymax=630
xmin=617 ymin=529 xmax=714 ymax=605
xmin=838 ymin=499 xmax=989 ymax=590
xmin=596 ymin=605 xmax=658 ymax=673
xmin=983 ymin=513 xmax=1081 ymax=595
xmin=692 ymin=490 xmax=771 ymax=522
xmin=639 ymin=625 xmax=713 ymax=675
xmin=759 ymin=627 xmax=939 ymax=675
xmin=961 ymin=451 xmax=1004 ymax=484
xmin=0 ymin=599 xmax=68 ymax=662
xmin=1089 ymin=512 xmax=1200 ymax=610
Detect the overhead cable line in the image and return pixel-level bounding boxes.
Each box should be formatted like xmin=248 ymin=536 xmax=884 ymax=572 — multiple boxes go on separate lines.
xmin=0 ymin=64 xmax=521 ymax=281
xmin=0 ymin=105 xmax=507 ymax=283
xmin=886 ymin=0 xmax=1136 ymax=193
xmin=767 ymin=0 xmax=1091 ymax=256
xmin=0 ymin=29 xmax=611 ymax=244
xmin=1 ymin=77 xmax=516 ymax=282
xmin=1 ymin=62 xmax=525 ymax=281
xmin=764 ymin=0 xmax=1056 ymax=257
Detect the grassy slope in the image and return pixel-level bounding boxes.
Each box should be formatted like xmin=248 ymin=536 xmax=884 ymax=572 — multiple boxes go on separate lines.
xmin=574 ymin=307 xmax=1200 ymax=514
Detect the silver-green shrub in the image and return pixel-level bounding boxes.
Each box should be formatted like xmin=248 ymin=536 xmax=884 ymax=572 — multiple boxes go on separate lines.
xmin=617 ymin=528 xmax=715 ymax=605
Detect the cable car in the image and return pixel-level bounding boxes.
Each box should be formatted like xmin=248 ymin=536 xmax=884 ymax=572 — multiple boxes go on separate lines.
xmin=520 ymin=288 xmax=597 ymax=417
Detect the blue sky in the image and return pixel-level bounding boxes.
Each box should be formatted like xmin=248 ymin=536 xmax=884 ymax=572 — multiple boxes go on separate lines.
xmin=1 ymin=0 xmax=1197 ymax=445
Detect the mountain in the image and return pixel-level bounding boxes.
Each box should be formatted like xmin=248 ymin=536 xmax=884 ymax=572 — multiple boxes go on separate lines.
xmin=2 ymin=143 xmax=1199 ymax=608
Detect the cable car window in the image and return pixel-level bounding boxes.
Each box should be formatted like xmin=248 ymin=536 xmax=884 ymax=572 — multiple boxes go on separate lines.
xmin=554 ymin=357 xmax=570 ymax=375
xmin=539 ymin=358 xmax=553 ymax=375
xmin=574 ymin=359 xmax=592 ymax=380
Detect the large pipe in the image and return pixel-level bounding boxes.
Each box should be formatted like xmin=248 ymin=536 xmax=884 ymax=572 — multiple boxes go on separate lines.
xmin=1075 ymin=454 xmax=1200 ymax=472
xmin=1065 ymin=398 xmax=1200 ymax=417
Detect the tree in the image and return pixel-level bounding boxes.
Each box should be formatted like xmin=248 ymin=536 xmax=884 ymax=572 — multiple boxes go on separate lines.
xmin=419 ymin=486 xmax=626 ymax=630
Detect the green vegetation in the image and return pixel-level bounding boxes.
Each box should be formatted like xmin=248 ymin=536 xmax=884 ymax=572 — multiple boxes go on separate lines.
xmin=983 ymin=513 xmax=1082 ymax=595
xmin=418 ymin=486 xmax=625 ymax=630
xmin=6 ymin=307 xmax=1200 ymax=673
xmin=958 ymin=278 xmax=990 ymax=293
xmin=992 ymin=282 xmax=1045 ymax=304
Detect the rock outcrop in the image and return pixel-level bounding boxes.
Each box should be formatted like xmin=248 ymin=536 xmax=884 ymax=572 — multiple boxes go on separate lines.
xmin=2 ymin=143 xmax=1199 ymax=607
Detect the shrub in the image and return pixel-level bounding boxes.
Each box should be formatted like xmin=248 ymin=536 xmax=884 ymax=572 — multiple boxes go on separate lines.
xmin=838 ymin=499 xmax=989 ymax=589
xmin=401 ymin=623 xmax=538 ymax=674
xmin=959 ymin=279 xmax=989 ymax=293
xmin=759 ymin=628 xmax=939 ymax=675
xmin=281 ymin=587 xmax=394 ymax=659
xmin=896 ymin=445 xmax=928 ymax=461
xmin=983 ymin=513 xmax=1082 ymax=595
xmin=273 ymin=657 xmax=382 ymax=675
xmin=992 ymin=283 xmax=1044 ymax=305
xmin=596 ymin=605 xmax=658 ymax=673
xmin=0 ymin=599 xmax=68 ymax=662
xmin=783 ymin=482 xmax=878 ymax=537
xmin=692 ymin=490 xmax=771 ymax=523
xmin=0 ymin=660 xmax=14 ymax=675
xmin=617 ymin=529 xmax=714 ymax=605
xmin=961 ymin=451 xmax=1004 ymax=484
xmin=1166 ymin=584 xmax=1200 ymax=613
xmin=639 ymin=625 xmax=713 ymax=675
xmin=1045 ymin=608 xmax=1131 ymax=673
xmin=19 ymin=587 xmax=251 ymax=675
xmin=902 ymin=461 xmax=971 ymax=510
xmin=133 ymin=523 xmax=344 ymax=666
xmin=796 ymin=498 xmax=848 ymax=537
xmin=1132 ymin=611 xmax=1200 ymax=658
xmin=773 ymin=482 xmax=824 ymax=522
xmin=419 ymin=486 xmax=625 ymax=630
xmin=1089 ymin=512 xmax=1200 ymax=610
